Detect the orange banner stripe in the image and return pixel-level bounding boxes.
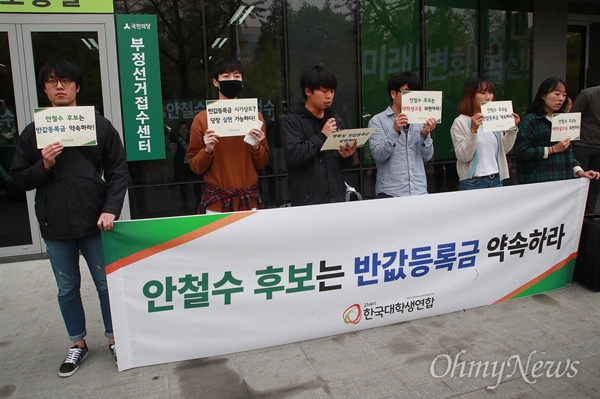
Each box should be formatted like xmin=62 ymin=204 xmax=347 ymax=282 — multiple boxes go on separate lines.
xmin=105 ymin=212 xmax=254 ymax=275
xmin=494 ymin=251 xmax=577 ymax=303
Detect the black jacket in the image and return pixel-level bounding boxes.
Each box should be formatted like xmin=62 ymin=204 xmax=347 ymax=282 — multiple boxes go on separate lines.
xmin=10 ymin=114 xmax=129 ymax=241
xmin=282 ymin=103 xmax=353 ymax=206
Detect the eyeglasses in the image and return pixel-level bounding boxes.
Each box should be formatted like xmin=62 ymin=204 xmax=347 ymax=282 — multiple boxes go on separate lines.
xmin=45 ymin=78 xmax=74 ymax=87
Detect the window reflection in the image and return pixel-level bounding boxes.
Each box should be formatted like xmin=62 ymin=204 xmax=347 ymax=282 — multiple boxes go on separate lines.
xmin=0 ymin=31 xmax=32 ymax=248
xmin=115 ymin=0 xmax=535 ymax=217
xmin=361 ymin=0 xmax=420 ymax=124
xmin=31 ymin=32 xmax=103 ymax=113
xmin=206 ymin=0 xmax=288 ymax=200
xmin=566 ymin=25 xmax=585 ymax=98
xmin=119 ymin=0 xmax=289 ymax=216
xmin=360 ymin=0 xmax=420 ymax=171
xmin=287 ymin=0 xmax=359 ymax=130
xmin=425 ymin=1 xmax=478 ymax=162
xmin=483 ymin=3 xmax=533 ymax=115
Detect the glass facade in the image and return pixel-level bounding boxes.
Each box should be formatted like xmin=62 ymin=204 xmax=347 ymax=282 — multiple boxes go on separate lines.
xmin=566 ymin=24 xmax=586 ymax=98
xmin=0 ymin=31 xmax=32 ymax=248
xmin=482 ymin=1 xmax=533 ymax=116
xmin=31 ymin=31 xmax=104 ymax=112
xmin=113 ymin=0 xmax=533 ymax=219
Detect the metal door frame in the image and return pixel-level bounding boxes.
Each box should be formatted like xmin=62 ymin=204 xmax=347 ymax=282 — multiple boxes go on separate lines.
xmin=0 ymin=14 xmax=130 ymax=258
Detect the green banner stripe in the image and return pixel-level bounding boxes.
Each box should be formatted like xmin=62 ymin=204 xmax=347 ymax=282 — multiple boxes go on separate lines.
xmin=102 ymin=214 xmax=229 ymax=265
xmin=509 ymin=259 xmax=575 ymax=300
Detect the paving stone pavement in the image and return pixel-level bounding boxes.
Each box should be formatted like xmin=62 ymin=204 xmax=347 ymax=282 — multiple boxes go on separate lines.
xmin=1 ymin=258 xmax=598 ymax=399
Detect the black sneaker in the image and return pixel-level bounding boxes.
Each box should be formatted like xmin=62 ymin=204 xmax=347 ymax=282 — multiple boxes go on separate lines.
xmin=109 ymin=344 xmax=117 ymax=363
xmin=58 ymin=345 xmax=89 ymax=377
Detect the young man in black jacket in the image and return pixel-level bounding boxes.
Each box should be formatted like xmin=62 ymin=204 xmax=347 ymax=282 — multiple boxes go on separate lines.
xmin=10 ymin=59 xmax=129 ymax=377
xmin=282 ymin=66 xmax=357 ymax=206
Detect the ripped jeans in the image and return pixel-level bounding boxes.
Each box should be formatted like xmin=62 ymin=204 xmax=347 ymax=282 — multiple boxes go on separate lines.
xmin=45 ymin=232 xmax=113 ymax=341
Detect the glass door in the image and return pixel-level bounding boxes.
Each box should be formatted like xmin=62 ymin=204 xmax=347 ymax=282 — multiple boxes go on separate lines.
xmin=0 ymin=15 xmax=126 ymax=259
xmin=566 ymin=24 xmax=587 ymax=98
xmin=0 ymin=26 xmax=35 ymax=256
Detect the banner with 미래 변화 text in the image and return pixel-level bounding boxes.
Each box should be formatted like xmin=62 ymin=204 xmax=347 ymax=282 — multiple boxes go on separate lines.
xmin=116 ymin=14 xmax=165 ymax=161
xmin=103 ymin=178 xmax=588 ymax=371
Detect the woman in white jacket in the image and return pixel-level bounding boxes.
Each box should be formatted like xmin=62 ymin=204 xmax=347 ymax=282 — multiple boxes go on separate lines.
xmin=450 ymin=76 xmax=520 ymax=190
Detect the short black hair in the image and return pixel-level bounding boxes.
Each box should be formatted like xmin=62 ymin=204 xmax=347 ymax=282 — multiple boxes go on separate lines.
xmin=300 ymin=66 xmax=337 ymax=100
xmin=212 ymin=57 xmax=245 ymax=80
xmin=529 ymin=77 xmax=569 ymax=116
xmin=37 ymin=59 xmax=83 ymax=92
xmin=386 ymin=72 xmax=423 ymax=99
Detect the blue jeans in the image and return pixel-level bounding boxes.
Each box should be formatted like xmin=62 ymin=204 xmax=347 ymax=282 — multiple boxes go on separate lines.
xmin=459 ymin=174 xmax=502 ymax=190
xmin=45 ymin=232 xmax=113 ymax=341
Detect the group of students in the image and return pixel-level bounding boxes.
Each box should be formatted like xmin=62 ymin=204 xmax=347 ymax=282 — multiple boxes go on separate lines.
xmin=449 ymin=76 xmax=599 ymax=217
xmin=189 ymin=58 xmax=600 ymax=217
xmin=451 ymin=76 xmax=599 ymax=191
xmin=8 ymin=56 xmax=599 ymax=378
xmin=186 ymin=58 xmax=356 ymax=209
xmin=368 ymin=72 xmax=599 ymax=202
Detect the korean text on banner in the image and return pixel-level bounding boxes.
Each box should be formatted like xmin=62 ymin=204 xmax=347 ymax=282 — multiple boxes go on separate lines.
xmin=103 ymin=178 xmax=588 ymax=371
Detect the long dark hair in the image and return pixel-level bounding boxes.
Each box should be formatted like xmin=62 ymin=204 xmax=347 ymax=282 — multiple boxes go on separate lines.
xmin=528 ymin=77 xmax=569 ymax=116
xmin=458 ymin=76 xmax=495 ymax=116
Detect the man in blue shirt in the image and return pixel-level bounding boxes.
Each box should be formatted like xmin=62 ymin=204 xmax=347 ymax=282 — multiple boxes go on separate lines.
xmin=368 ymin=72 xmax=436 ymax=197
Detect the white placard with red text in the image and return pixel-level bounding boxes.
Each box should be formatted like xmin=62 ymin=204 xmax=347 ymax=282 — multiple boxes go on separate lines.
xmin=551 ymin=112 xmax=581 ymax=141
xmin=401 ymin=91 xmax=443 ymax=123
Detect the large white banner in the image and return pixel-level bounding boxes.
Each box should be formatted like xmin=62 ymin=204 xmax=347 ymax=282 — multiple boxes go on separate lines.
xmin=103 ymin=179 xmax=588 ymax=371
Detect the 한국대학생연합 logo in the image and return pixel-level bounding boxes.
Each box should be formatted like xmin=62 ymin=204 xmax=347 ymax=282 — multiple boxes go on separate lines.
xmin=342 ymin=304 xmax=362 ymax=324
